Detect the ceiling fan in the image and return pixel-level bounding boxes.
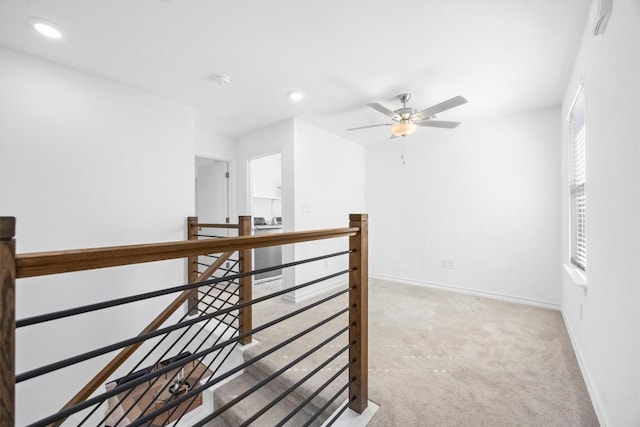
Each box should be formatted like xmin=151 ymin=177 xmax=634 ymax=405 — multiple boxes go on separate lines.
xmin=347 ymin=93 xmax=468 ymax=138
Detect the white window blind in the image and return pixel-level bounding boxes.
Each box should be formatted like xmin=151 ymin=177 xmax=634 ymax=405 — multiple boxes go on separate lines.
xmin=569 ymin=88 xmax=586 ymax=270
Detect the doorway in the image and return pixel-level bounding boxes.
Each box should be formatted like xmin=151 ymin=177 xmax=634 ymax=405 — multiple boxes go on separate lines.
xmin=249 ymin=152 xmax=283 ymax=281
xmin=195 ymin=156 xmax=229 ymax=224
xmin=249 ymin=152 xmax=282 ymax=224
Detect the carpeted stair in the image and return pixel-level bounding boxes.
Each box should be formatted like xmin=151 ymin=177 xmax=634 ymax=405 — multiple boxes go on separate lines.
xmin=211 ymin=370 xmax=318 ymax=426
xmin=208 ymin=288 xmax=352 ymax=426
xmin=210 ymin=345 xmax=347 ymax=426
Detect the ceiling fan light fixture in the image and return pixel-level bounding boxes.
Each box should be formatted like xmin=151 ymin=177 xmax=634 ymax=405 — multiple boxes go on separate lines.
xmin=348 ymin=93 xmax=466 ymax=136
xmin=391 ymin=120 xmax=417 ymax=137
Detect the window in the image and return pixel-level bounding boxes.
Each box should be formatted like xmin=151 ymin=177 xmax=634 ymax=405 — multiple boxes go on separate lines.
xmin=569 ymin=88 xmax=586 ymax=270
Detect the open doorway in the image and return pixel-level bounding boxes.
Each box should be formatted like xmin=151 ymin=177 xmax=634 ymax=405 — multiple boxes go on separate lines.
xmin=195 ymin=156 xmax=229 ymax=224
xmin=249 ymin=152 xmax=283 ymax=282
xmin=249 ymin=152 xmax=282 ymax=224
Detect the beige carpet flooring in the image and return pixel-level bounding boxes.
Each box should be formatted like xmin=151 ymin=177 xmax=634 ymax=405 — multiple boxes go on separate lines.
xmin=248 ymin=278 xmax=598 ymax=427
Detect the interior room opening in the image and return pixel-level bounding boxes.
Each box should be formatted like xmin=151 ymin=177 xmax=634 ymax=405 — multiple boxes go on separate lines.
xmin=249 ymin=152 xmax=283 ymax=283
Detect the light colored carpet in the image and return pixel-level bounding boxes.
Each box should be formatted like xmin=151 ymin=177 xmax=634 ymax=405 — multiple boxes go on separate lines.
xmin=247 ymin=278 xmax=598 ymax=427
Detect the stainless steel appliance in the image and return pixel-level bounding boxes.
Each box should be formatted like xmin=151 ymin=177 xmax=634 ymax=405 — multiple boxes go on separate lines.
xmin=253 ymin=217 xmax=282 ymax=280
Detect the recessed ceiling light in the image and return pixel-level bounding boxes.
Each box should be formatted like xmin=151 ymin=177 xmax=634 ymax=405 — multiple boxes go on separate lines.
xmin=288 ymin=91 xmax=305 ymax=102
xmin=29 ymin=18 xmax=63 ymax=39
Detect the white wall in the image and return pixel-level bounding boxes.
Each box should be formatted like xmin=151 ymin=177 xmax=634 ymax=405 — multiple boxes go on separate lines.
xmin=291 ymin=119 xmax=366 ymax=300
xmin=0 ymin=47 xmax=195 ymax=425
xmin=237 ymin=118 xmax=365 ymax=300
xmin=560 ymin=1 xmax=640 ymax=425
xmin=366 ymin=107 xmax=561 ymax=307
xmin=195 ymin=127 xmax=237 ymax=160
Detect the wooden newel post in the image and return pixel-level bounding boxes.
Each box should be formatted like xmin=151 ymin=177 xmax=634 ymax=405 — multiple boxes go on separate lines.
xmin=238 ymin=216 xmax=253 ymax=345
xmin=187 ymin=216 xmax=199 ymax=315
xmin=348 ymin=213 xmax=368 ymax=413
xmin=0 ymin=217 xmax=16 ymax=426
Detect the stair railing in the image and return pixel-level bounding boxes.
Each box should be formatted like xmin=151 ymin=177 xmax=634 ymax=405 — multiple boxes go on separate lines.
xmin=52 ymin=248 xmax=239 ymax=427
xmin=0 ymin=217 xmax=16 ymax=427
xmin=187 ymin=216 xmax=254 ymax=345
xmin=0 ymin=213 xmax=368 ymax=426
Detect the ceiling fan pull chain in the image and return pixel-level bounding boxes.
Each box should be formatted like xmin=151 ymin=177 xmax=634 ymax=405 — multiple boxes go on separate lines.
xmin=401 ymin=140 xmax=406 ymax=165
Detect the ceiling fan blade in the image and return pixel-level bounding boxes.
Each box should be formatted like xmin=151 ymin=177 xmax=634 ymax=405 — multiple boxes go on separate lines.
xmin=346 ymin=123 xmax=393 ymax=131
xmin=367 ymin=103 xmax=401 ymax=120
xmin=416 ymin=120 xmax=461 ymax=129
xmin=413 ymin=95 xmax=468 ymax=119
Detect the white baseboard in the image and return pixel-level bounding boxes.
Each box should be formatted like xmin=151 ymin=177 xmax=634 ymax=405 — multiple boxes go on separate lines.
xmin=561 ymin=309 xmax=607 ymax=427
xmin=370 ymin=274 xmax=561 ymax=311
xmin=282 ymin=279 xmax=348 ymax=304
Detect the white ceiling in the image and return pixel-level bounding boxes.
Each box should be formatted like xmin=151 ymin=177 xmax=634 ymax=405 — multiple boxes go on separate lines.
xmin=0 ymin=0 xmax=590 ymax=146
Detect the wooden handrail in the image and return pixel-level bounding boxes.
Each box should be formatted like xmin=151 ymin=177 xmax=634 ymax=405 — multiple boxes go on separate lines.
xmin=0 ymin=217 xmax=16 ymax=426
xmin=9 ymin=215 xmax=367 ymax=424
xmin=53 ymin=251 xmax=234 ymax=426
xmin=348 ymin=214 xmax=368 ymax=414
xmin=16 ymin=227 xmax=358 ymax=278
xmin=195 ymin=223 xmax=240 ymax=229
xmin=187 ymin=216 xmax=199 ymax=314
xmin=238 ymin=216 xmax=253 ymax=345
